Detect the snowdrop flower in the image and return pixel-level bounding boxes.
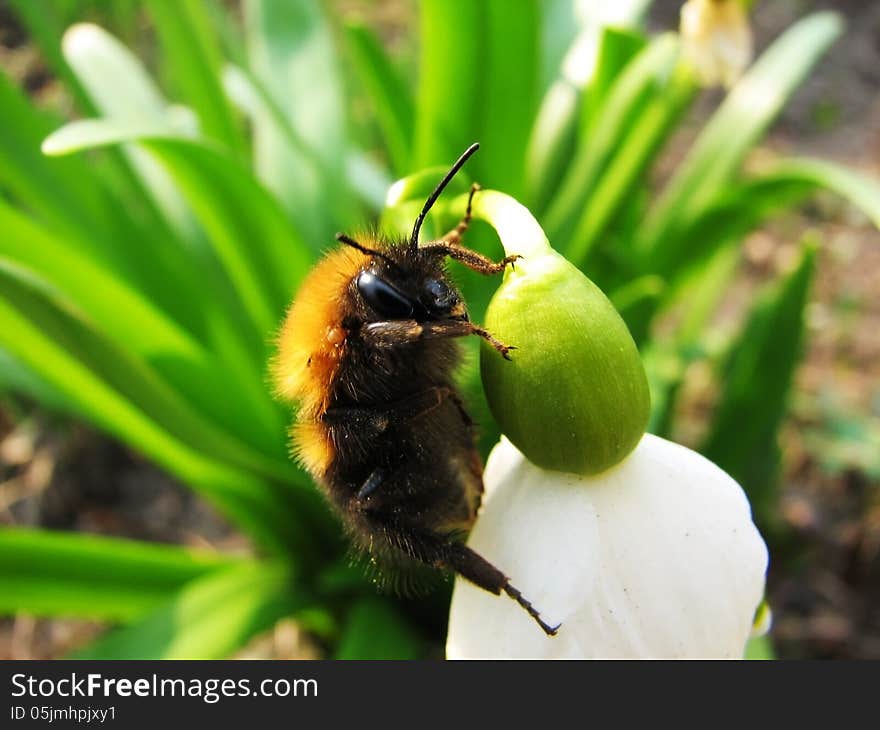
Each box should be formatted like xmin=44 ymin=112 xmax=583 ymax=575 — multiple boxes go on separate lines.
xmin=447 ymin=190 xmax=768 ymax=658
xmin=447 ymin=435 xmax=768 ymax=659
xmin=680 ymin=0 xmax=753 ymax=88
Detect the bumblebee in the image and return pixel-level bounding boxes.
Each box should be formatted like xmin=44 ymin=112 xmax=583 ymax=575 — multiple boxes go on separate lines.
xmin=274 ymin=144 xmax=557 ymax=636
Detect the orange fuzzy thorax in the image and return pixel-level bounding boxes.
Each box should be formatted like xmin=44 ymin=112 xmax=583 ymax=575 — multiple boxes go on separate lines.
xmin=273 ymin=245 xmax=369 ymax=475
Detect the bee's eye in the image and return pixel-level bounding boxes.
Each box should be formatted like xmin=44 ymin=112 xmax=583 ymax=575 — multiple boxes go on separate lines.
xmin=357 ymin=271 xmax=414 ymax=319
xmin=423 ymin=278 xmax=456 ymax=313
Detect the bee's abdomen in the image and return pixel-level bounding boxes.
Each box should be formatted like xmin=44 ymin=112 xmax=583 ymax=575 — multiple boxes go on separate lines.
xmin=291 ymin=420 xmax=336 ymax=479
xmin=321 ymin=388 xmax=481 ymax=535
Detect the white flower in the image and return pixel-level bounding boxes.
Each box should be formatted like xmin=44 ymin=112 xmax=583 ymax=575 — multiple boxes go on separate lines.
xmin=446 ymin=434 xmax=768 ymax=659
xmin=680 ymin=0 xmax=753 ymax=88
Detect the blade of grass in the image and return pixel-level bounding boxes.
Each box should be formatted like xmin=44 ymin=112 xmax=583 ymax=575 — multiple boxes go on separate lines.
xmin=0 ymin=260 xmax=293 ymax=484
xmin=765 ymin=157 xmax=880 ymax=229
xmin=414 ymin=0 xmax=484 ymax=169
xmin=0 ymin=103 xmax=207 ymax=352
xmin=639 ymin=12 xmax=844 ymax=269
xmin=609 ymin=275 xmax=666 ymax=320
xmin=0 ymin=348 xmax=71 ymax=412
xmin=524 ymin=77 xmax=581 ymax=215
xmin=146 ymin=0 xmax=245 ymax=157
xmin=645 ymin=246 xmax=740 ymax=438
xmin=44 ymin=120 xmax=310 ymax=343
xmin=6 ymin=0 xmax=164 ymax=222
xmin=525 ymin=11 xmax=649 ymax=213
xmin=334 ymin=596 xmax=424 ymax=660
xmin=579 ymin=27 xmax=647 ymax=134
xmin=344 ymin=22 xmax=414 ymax=175
xmin=543 ymin=34 xmax=680 ymax=244
xmin=701 ymin=242 xmax=817 ymax=524
xmin=477 ymin=0 xmax=539 ymax=197
xmin=0 ymin=71 xmax=110 ymax=251
xmin=62 ymin=23 xmax=201 ymax=245
xmin=4 ymin=171 xmax=286 ymax=457
xmin=0 ymin=528 xmax=239 ymax=621
xmin=347 ymin=151 xmax=393 ymax=213
xmin=538 ymin=0 xmax=578 ymax=93
xmin=243 ymin=0 xmax=351 ymax=242
xmin=74 ymin=563 xmax=304 ymax=659
xmin=0 ymin=265 xmax=316 ymax=555
xmin=43 ymin=96 xmax=329 ymax=447
xmin=646 ymin=155 xmax=880 ymax=294
xmin=0 ymin=199 xmax=204 ymax=362
xmin=221 ymin=61 xmax=357 ymax=253
xmin=566 ymin=64 xmax=696 ymax=266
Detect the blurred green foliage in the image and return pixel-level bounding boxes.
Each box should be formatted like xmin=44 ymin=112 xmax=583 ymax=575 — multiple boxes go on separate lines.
xmin=0 ymin=0 xmax=878 ymax=658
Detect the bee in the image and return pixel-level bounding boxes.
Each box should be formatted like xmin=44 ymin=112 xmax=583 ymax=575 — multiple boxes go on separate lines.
xmin=273 ymin=143 xmax=557 ymax=636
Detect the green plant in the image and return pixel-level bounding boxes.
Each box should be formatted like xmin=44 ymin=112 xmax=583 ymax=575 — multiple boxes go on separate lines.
xmin=1 ymin=0 xmax=878 ymax=658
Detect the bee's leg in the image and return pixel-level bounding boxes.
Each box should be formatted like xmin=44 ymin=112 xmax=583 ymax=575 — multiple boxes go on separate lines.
xmin=356 ymin=468 xmax=386 ymax=501
xmin=440 ymin=182 xmax=480 ymax=245
xmin=450 ymin=323 xmax=516 ymax=360
xmin=421 ymin=240 xmax=522 ymax=276
xmin=417 ymin=185 xmax=521 ymax=274
xmin=363 ymin=320 xmax=515 ymax=360
xmin=443 ymin=542 xmax=560 ymax=637
xmin=372 ymin=520 xmax=559 ymax=637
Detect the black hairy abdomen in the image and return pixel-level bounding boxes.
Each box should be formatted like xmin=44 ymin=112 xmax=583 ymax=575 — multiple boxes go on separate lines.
xmin=322 ymin=336 xmax=479 ymax=547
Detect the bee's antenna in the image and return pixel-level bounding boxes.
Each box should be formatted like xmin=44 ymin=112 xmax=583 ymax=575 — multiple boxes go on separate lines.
xmin=409 ymin=142 xmax=480 ymax=253
xmin=336 ymin=233 xmax=397 ymax=267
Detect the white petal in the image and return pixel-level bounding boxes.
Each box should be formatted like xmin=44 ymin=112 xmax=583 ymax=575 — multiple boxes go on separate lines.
xmin=680 ymin=0 xmax=753 ymax=88
xmin=447 ymin=434 xmax=768 ymax=658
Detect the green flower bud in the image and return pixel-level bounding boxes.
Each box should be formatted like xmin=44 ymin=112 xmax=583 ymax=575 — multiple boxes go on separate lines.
xmin=473 ymin=191 xmax=650 ymax=476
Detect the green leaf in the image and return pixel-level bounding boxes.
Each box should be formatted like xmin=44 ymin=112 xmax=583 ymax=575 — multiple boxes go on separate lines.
xmin=243 ymin=0 xmax=351 ymax=242
xmin=41 ymin=118 xmax=179 ymax=155
xmin=74 ymin=564 xmax=302 ymax=659
xmin=0 ymin=251 xmax=290 ymax=479
xmin=701 ymin=242 xmax=817 ymax=522
xmin=566 ymin=65 xmax=696 ymax=266
xmin=644 ymin=247 xmax=740 ymax=437
xmin=0 ymin=198 xmax=204 ymax=362
xmin=61 ymin=22 xmax=200 ymax=244
xmin=609 ymin=275 xmax=666 ymax=320
xmin=651 ymin=156 xmax=880 ymax=297
xmin=347 ymin=151 xmax=394 ymax=213
xmin=764 ymin=157 xmax=880 ymax=229
xmin=477 ymin=0 xmax=539 ymax=197
xmin=0 ymin=263 xmax=314 ymax=555
xmin=670 ymin=245 xmax=741 ymax=348
xmin=579 ymin=27 xmax=647 ymax=134
xmin=525 ymin=12 xmax=649 ymax=214
xmin=344 ymin=23 xmax=414 ymax=175
xmin=334 ymin=597 xmax=424 ymax=660
xmin=0 ymin=70 xmax=110 ymax=249
xmin=414 ymin=0 xmax=483 ymax=169
xmin=0 ymin=528 xmax=237 ymax=621
xmin=0 ymin=347 xmax=70 ymax=412
xmin=745 ymin=635 xmax=775 ymax=660
xmin=543 ymin=34 xmax=680 ymax=245
xmin=639 ymin=12 xmax=845 ymax=270
xmin=523 ymin=77 xmax=580 ymax=215
xmin=147 ymin=0 xmax=246 ymax=156
xmin=652 ymin=172 xmax=814 ymax=290
xmin=44 ymin=120 xmax=310 ymax=344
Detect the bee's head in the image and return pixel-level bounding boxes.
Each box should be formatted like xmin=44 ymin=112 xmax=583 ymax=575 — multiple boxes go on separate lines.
xmin=336 ymin=142 xmax=479 ymax=325
xmin=352 ymin=256 xmax=465 ymax=323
